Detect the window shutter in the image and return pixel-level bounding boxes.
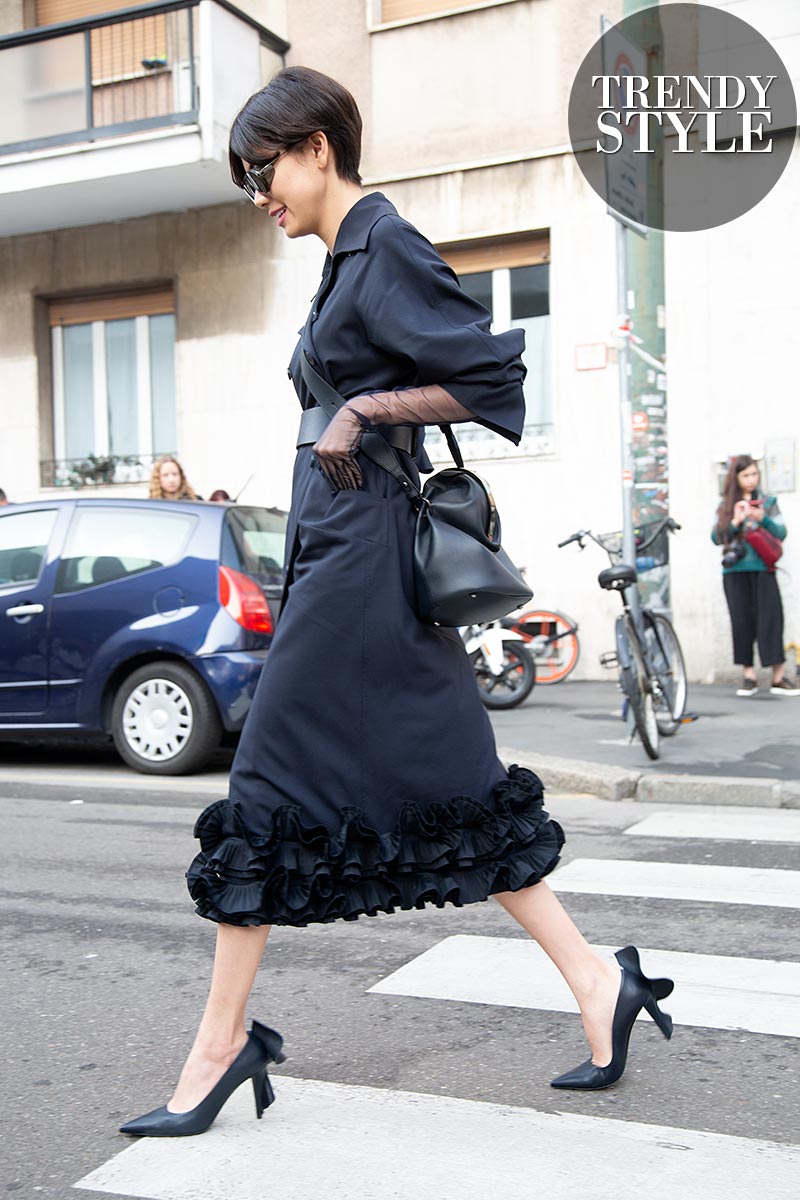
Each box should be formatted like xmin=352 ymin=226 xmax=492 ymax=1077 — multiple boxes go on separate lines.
xmin=36 ymin=0 xmax=140 ymax=25
xmin=49 ymin=287 xmax=175 ymax=326
xmin=437 ymin=232 xmax=550 ymax=275
xmin=381 ymin=0 xmax=472 ymax=21
xmin=35 ymin=1 xmax=168 ymax=91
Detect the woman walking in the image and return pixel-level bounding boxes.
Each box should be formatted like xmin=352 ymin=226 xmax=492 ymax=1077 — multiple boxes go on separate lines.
xmin=120 ymin=67 xmax=674 ymax=1138
xmin=712 ymin=454 xmax=798 ymax=697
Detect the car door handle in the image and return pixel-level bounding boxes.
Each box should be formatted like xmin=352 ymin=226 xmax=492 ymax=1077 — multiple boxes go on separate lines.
xmin=6 ymin=603 xmax=45 ymax=617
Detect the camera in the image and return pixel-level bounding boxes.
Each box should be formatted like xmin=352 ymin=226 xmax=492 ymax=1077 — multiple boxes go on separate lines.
xmin=722 ymin=540 xmax=746 ymax=569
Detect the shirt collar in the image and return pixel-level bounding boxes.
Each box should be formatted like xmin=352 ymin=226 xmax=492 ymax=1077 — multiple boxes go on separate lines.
xmin=329 ymin=191 xmax=397 ymax=259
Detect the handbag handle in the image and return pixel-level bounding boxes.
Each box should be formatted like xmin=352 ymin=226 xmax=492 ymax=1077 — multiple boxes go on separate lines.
xmin=300 ymin=350 xmax=464 ymax=509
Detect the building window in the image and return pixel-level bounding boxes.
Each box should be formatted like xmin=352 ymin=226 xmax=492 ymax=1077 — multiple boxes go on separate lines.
xmin=45 ymin=287 xmax=176 ymax=488
xmin=432 ymin=232 xmax=553 ymax=461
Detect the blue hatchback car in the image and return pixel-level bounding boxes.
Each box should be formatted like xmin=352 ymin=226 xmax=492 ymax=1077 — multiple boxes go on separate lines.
xmin=0 ymin=498 xmax=287 ymax=774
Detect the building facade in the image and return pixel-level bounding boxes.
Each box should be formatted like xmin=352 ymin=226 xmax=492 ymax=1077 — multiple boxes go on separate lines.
xmin=1 ymin=0 xmax=797 ymax=681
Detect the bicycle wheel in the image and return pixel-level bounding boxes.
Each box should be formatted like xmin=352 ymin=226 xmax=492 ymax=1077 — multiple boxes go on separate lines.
xmin=469 ymin=640 xmax=537 ymax=709
xmin=513 ymin=609 xmax=580 ymax=684
xmin=644 ymin=612 xmax=688 ymax=737
xmin=618 ymin=615 xmax=660 ymax=759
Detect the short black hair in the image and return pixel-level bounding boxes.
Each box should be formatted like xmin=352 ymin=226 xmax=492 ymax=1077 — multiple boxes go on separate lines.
xmin=0 ymin=488 xmax=6 ymax=502
xmin=229 ymin=66 xmax=362 ymax=188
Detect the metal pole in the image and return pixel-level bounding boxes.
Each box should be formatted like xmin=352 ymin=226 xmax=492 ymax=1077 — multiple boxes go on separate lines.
xmin=615 ymin=218 xmax=640 ymax=619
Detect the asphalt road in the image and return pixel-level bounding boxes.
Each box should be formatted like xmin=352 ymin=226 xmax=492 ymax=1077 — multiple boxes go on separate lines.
xmin=2 ymin=762 xmax=798 ymax=1199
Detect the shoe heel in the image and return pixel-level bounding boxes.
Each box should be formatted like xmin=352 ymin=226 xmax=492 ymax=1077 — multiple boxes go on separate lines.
xmin=252 ymin=1069 xmax=276 ymax=1119
xmin=274 ymin=1050 xmax=287 ymax=1065
xmin=643 ymin=992 xmax=674 ymax=1040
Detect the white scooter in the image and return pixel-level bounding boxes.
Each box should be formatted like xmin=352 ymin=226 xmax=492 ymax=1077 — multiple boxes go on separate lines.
xmin=460 ymin=620 xmax=536 ymax=709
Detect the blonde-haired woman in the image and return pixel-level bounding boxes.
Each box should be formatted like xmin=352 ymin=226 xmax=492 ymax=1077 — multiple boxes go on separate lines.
xmin=149 ymin=455 xmax=198 ymax=501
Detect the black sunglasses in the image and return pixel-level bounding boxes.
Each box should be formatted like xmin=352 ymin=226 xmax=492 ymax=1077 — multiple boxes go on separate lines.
xmin=241 ymin=146 xmax=293 ymax=201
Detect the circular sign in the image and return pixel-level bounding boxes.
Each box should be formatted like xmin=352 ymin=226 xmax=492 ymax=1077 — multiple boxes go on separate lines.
xmin=568 ymin=3 xmax=796 ymax=232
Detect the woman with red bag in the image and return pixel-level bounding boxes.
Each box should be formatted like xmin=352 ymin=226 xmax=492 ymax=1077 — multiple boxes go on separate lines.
xmin=712 ymin=454 xmax=798 ymax=696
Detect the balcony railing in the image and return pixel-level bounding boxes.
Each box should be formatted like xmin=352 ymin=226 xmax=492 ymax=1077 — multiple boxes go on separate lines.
xmin=0 ymin=0 xmax=288 ymax=156
xmin=40 ymin=451 xmax=175 ymax=489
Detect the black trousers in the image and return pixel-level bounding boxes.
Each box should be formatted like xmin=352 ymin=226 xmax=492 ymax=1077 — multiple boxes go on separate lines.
xmin=723 ymin=570 xmax=784 ymax=668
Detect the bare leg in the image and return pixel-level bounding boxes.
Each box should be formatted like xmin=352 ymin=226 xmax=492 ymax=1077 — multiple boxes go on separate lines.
xmin=493 ymin=882 xmax=621 ymax=1066
xmin=168 ymin=923 xmax=271 ymax=1112
xmin=771 ymin=663 xmax=784 ymax=684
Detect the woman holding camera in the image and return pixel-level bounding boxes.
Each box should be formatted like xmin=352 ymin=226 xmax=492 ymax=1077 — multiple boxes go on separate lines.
xmin=712 ymin=454 xmax=797 ymax=696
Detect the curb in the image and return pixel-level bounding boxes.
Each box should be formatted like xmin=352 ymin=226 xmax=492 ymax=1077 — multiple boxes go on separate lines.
xmin=497 ymin=747 xmax=800 ymax=809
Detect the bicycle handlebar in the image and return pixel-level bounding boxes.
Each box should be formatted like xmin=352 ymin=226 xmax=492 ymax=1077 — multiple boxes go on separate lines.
xmin=558 ymin=517 xmax=681 ymax=555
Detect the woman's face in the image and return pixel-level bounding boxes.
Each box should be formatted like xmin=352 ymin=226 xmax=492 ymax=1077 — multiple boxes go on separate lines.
xmin=737 ymin=463 xmax=760 ymax=493
xmin=159 ymin=461 xmax=182 ymax=495
xmin=243 ymin=136 xmax=326 ymax=238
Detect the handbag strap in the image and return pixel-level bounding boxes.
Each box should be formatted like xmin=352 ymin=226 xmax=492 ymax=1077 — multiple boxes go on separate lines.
xmin=300 ymin=350 xmax=444 ymax=511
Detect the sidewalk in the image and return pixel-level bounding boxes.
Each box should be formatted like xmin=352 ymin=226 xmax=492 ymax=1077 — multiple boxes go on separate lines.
xmin=492 ymin=679 xmax=800 ymax=807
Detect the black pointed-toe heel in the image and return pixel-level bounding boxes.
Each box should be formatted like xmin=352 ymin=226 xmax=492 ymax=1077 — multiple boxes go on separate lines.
xmin=119 ymin=1019 xmax=286 ymax=1137
xmin=550 ymin=946 xmax=674 ymax=1091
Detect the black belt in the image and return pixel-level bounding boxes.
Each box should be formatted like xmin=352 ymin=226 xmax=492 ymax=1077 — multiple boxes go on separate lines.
xmin=296 ymin=405 xmax=417 ymax=455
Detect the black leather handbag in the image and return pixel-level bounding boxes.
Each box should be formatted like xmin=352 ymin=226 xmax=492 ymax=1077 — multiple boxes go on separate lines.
xmin=301 ymin=351 xmax=533 ymax=627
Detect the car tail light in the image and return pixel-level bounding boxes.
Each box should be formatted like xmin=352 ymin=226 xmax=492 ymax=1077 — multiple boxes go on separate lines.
xmin=218 ymin=566 xmax=273 ymax=634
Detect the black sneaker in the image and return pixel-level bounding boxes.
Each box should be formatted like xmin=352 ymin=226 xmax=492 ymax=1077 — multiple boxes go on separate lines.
xmin=736 ymin=677 xmax=758 ymax=697
xmin=771 ymin=678 xmax=800 ymax=696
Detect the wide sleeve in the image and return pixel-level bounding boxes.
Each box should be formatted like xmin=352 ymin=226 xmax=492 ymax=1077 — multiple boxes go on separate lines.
xmin=355 ymin=214 xmax=527 ymax=445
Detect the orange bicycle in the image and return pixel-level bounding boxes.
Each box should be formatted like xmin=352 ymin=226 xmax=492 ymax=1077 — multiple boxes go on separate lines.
xmin=501 ymin=608 xmax=580 ymax=685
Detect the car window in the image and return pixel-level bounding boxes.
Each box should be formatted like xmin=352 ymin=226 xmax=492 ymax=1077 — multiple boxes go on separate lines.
xmin=222 ymin=507 xmax=288 ymax=587
xmin=0 ymin=509 xmax=58 ymax=586
xmin=54 ymin=506 xmax=196 ymax=593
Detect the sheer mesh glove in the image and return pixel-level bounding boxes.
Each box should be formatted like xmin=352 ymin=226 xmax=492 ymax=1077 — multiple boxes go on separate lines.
xmin=312 ymin=385 xmax=475 ymax=490
xmin=311 ymin=406 xmax=371 ymax=490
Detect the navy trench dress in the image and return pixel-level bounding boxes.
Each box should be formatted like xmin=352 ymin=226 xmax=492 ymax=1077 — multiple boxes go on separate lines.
xmin=186 ymin=193 xmax=564 ymax=927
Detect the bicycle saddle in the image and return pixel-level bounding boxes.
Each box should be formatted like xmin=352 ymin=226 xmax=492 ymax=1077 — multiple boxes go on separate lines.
xmin=598 ymin=563 xmax=638 ymax=591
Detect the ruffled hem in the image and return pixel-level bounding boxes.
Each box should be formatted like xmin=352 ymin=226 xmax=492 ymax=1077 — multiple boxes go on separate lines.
xmin=185 ymin=764 xmax=565 ymax=927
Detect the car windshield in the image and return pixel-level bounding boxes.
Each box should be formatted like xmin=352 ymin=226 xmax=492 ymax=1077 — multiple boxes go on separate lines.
xmin=222 ymin=507 xmax=288 ymax=588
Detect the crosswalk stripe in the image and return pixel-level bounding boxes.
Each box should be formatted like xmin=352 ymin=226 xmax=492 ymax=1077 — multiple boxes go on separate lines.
xmin=623 ymin=809 xmax=800 ymax=842
xmin=0 ymin=767 xmax=228 ymax=794
xmin=73 ymin=1076 xmax=800 ymax=1200
xmin=550 ymin=858 xmax=800 ymax=908
xmin=368 ymin=935 xmax=800 ymax=1038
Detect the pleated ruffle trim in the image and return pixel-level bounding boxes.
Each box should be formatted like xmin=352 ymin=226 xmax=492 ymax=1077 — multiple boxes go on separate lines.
xmin=185 ymin=764 xmax=565 ymax=928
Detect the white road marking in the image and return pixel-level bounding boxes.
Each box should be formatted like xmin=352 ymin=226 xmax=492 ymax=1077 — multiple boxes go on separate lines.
xmin=550 ymin=858 xmax=800 ymax=908
xmin=0 ymin=767 xmax=229 ymax=793
xmin=74 ymin=1076 xmax=800 ymax=1200
xmin=368 ymin=936 xmax=800 ymax=1038
xmin=623 ymin=808 xmax=800 ymax=843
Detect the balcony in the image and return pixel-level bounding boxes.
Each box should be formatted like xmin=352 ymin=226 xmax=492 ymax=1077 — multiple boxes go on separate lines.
xmin=0 ymin=0 xmax=289 ymax=235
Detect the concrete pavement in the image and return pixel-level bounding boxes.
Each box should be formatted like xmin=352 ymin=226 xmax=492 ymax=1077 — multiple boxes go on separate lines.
xmin=491 ymin=678 xmax=800 ymax=807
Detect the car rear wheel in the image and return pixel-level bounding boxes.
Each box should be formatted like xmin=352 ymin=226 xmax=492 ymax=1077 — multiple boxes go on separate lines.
xmin=111 ymin=661 xmax=222 ymax=775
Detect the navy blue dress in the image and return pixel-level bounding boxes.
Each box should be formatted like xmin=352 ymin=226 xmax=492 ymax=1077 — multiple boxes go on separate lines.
xmin=186 ymin=193 xmax=564 ymax=927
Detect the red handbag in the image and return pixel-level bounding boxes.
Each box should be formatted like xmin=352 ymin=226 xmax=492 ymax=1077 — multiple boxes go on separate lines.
xmin=744 ymin=526 xmax=783 ymax=571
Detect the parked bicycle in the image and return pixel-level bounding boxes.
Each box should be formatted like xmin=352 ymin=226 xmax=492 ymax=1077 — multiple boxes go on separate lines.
xmin=558 ymin=517 xmax=688 ymax=759
xmin=461 ymin=620 xmax=536 ymax=709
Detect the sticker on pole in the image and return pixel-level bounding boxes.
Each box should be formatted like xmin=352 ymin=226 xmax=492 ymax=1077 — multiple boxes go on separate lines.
xmin=568 ymin=3 xmax=796 ymax=232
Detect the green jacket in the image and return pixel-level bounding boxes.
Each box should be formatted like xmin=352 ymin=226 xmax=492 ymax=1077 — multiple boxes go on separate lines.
xmin=711 ymin=491 xmax=787 ymax=573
